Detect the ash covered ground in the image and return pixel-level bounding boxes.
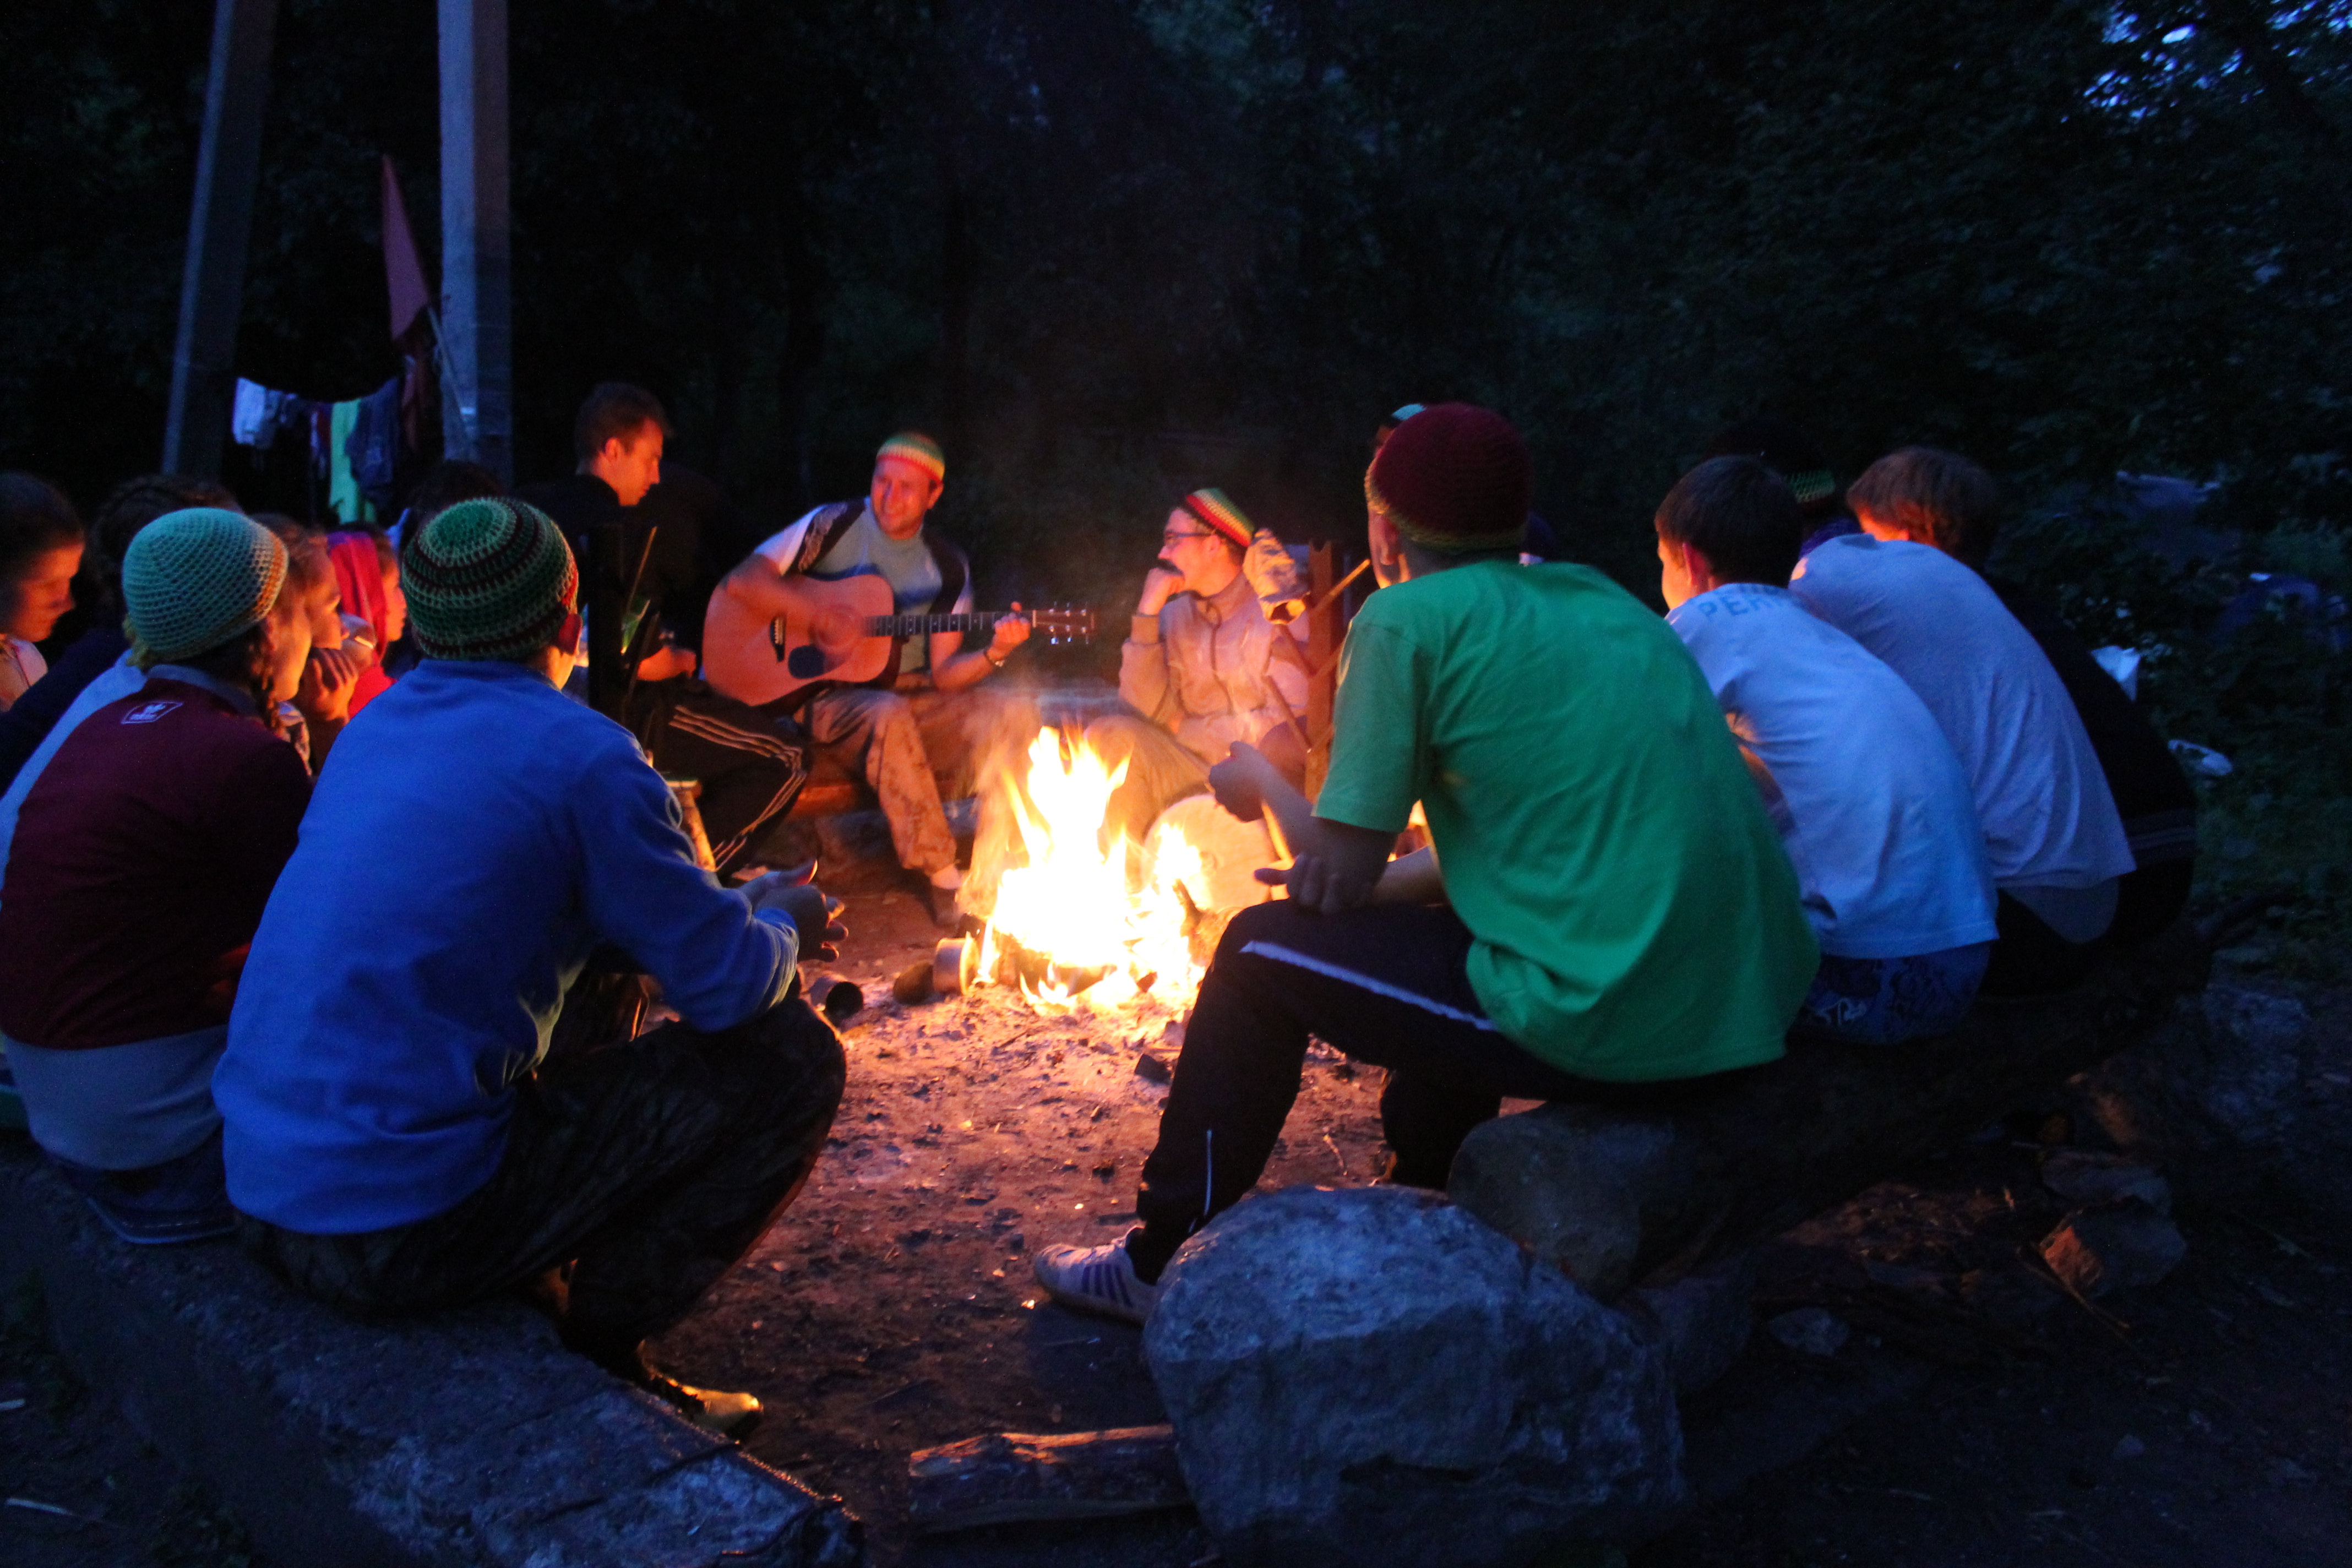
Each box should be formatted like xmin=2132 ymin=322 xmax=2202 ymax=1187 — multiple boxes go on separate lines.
xmin=649 ymin=883 xmax=1392 ymax=1567
xmin=650 ymin=889 xmax=2352 ymax=1568
xmin=7 ymin=888 xmax=2346 ymax=1568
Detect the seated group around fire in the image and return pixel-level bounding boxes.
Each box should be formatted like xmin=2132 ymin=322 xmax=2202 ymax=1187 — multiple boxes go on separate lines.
xmin=0 ymin=392 xmax=2192 ymax=1379
xmin=1029 ymin=405 xmax=2190 ymax=1322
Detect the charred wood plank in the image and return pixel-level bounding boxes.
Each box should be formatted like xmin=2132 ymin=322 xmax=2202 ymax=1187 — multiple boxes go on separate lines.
xmin=907 ymin=1423 xmax=1187 ymax=1532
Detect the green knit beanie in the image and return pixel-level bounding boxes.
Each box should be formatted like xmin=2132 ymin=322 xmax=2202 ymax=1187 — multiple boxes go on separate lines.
xmin=405 ymin=498 xmax=579 ymax=661
xmin=122 ymin=508 xmax=287 ymax=667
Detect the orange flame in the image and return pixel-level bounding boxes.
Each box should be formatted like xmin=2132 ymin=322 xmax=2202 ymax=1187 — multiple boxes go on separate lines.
xmin=973 ymin=726 xmax=1211 ymax=1011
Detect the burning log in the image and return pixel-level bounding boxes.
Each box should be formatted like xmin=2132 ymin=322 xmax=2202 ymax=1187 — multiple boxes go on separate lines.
xmin=907 ymin=1424 xmax=1188 ymax=1533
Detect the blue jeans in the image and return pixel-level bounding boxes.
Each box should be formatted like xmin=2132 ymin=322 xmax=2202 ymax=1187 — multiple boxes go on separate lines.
xmin=49 ymin=1129 xmax=235 ymax=1245
xmin=1797 ymin=942 xmax=1993 ymax=1045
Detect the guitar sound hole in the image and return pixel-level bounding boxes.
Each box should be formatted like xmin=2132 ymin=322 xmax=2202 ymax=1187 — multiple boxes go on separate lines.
xmin=787 ymin=645 xmax=829 ymax=678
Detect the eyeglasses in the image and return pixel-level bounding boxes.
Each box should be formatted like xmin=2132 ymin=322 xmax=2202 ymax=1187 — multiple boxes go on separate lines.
xmin=1162 ymin=529 xmax=1216 ymax=546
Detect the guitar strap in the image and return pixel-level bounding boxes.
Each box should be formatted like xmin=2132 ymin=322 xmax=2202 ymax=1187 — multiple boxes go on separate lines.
xmin=793 ymin=500 xmax=865 ymax=573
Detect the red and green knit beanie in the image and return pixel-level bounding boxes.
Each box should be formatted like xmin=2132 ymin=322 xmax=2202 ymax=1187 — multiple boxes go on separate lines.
xmin=1365 ymin=402 xmax=1531 ymax=554
xmin=405 ymin=498 xmax=579 ymax=661
xmin=875 ymin=431 xmax=946 ymax=483
xmin=1179 ymin=488 xmax=1254 ymax=548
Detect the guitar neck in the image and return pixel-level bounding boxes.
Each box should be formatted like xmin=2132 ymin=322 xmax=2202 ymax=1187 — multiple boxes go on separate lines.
xmin=864 ymin=611 xmax=1004 ymax=638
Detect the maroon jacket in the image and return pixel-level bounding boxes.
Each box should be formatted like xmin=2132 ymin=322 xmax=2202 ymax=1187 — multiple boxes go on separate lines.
xmin=0 ymin=679 xmax=311 ymax=1049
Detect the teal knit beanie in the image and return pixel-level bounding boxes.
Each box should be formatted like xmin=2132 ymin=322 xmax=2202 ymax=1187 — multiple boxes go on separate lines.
xmin=405 ymin=498 xmax=579 ymax=661
xmin=122 ymin=508 xmax=287 ymax=667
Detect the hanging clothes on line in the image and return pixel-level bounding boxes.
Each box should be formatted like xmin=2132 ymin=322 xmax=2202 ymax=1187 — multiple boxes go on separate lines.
xmin=350 ymin=376 xmax=402 ymax=513
xmin=326 ymin=400 xmax=374 ymax=525
xmin=231 ymin=379 xmax=309 ymax=453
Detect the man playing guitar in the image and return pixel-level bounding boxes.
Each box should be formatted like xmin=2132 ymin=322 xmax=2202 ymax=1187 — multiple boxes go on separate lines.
xmin=715 ymin=433 xmax=1032 ymax=925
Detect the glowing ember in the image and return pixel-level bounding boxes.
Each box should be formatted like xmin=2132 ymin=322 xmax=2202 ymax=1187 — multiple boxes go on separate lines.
xmin=972 ymin=726 xmax=1218 ymax=1011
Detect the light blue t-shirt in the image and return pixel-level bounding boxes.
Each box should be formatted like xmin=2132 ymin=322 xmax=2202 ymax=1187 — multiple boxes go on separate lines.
xmin=1669 ymin=582 xmax=1998 ymax=959
xmin=1790 ymin=535 xmax=2132 ymax=892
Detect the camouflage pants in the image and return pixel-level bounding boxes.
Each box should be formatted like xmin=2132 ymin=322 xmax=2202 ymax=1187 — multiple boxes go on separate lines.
xmin=241 ymin=996 xmax=845 ymax=1365
xmin=802 ymin=682 xmax=1039 ymax=884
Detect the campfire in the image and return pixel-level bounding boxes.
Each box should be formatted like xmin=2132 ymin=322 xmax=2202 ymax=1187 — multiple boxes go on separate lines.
xmin=957 ymin=726 xmax=1226 ymax=1013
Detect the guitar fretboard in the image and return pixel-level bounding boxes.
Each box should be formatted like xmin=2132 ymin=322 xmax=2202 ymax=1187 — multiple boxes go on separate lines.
xmin=864 ymin=612 xmax=1008 ymax=637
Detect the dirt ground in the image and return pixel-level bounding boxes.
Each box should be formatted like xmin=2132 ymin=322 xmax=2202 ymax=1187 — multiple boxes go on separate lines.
xmin=653 ymin=891 xmax=2352 ymax=1568
xmin=6 ymin=885 xmax=2346 ymax=1568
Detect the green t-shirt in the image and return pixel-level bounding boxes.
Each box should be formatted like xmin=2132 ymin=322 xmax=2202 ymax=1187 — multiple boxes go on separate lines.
xmin=1315 ymin=560 xmax=1817 ymax=1081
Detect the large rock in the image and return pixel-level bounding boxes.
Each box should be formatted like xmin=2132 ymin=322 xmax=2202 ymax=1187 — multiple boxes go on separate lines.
xmin=1142 ymin=1186 xmax=1686 ymax=1568
xmin=2070 ymin=985 xmax=2310 ymax=1153
xmin=1621 ymin=1250 xmax=1756 ymax=1394
xmin=2200 ymin=986 xmax=2309 ymax=1145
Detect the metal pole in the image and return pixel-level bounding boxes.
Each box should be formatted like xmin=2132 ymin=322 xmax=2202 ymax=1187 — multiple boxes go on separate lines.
xmin=438 ymin=0 xmax=513 ymax=484
xmin=162 ymin=0 xmax=277 ymax=478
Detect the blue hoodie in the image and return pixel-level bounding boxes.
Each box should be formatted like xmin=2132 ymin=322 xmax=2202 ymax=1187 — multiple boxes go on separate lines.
xmin=215 ymin=660 xmax=797 ymax=1233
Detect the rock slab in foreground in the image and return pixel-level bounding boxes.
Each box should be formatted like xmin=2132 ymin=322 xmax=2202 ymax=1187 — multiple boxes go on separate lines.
xmin=1144 ymin=1185 xmax=1686 ymax=1568
xmin=0 ymin=1146 xmax=863 ymax=1567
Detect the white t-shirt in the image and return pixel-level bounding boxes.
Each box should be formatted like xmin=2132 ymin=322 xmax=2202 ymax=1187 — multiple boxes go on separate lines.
xmin=1790 ymin=535 xmax=2134 ymax=892
xmin=1669 ymin=582 xmax=1997 ymax=959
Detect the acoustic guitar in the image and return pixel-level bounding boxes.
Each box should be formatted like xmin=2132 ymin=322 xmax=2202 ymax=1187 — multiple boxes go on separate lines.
xmin=702 ymin=573 xmax=1097 ymax=707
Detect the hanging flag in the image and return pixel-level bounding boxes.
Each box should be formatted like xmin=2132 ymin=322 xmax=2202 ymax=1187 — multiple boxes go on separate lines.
xmin=382 ymin=155 xmax=432 ymax=342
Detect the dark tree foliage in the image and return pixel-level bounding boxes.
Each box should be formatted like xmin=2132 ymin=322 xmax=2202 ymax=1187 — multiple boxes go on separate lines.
xmin=2 ymin=0 xmax=2347 ymax=601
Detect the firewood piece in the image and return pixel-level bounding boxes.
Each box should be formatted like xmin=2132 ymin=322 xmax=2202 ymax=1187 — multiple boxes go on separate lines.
xmin=907 ymin=1424 xmax=1188 ymax=1533
xmin=1450 ymin=918 xmax=2210 ymax=1301
xmin=892 ymin=960 xmax=934 ymax=1005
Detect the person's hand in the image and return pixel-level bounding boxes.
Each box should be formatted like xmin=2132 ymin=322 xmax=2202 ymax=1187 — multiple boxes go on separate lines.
xmin=743 ymin=864 xmax=846 ymax=962
xmin=1252 ymin=853 xmax=1379 ymax=914
xmin=297 ymin=646 xmax=363 ymax=725
xmin=1207 ymin=741 xmax=1273 ymax=823
xmin=633 ymin=643 xmax=698 ymax=683
xmin=1137 ymin=565 xmax=1185 ymax=616
xmin=986 ymin=603 xmax=1032 ymax=663
xmin=1243 ymin=528 xmax=1304 ymax=604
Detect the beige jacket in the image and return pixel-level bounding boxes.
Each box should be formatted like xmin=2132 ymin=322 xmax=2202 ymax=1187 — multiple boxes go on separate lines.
xmin=1120 ymin=571 xmax=1309 ymax=766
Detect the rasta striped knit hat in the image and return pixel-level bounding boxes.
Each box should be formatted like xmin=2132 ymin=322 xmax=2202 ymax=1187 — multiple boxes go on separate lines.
xmin=1178 ymin=488 xmax=1253 ymax=548
xmin=122 ymin=508 xmax=287 ymax=667
xmin=1365 ymin=402 xmax=1531 ymax=554
xmin=405 ymin=498 xmax=579 ymax=662
xmin=875 ymin=431 xmax=946 ymax=483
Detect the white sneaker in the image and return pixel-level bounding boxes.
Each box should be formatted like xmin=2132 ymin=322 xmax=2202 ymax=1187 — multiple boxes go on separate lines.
xmin=1031 ymin=1240 xmax=1161 ymax=1324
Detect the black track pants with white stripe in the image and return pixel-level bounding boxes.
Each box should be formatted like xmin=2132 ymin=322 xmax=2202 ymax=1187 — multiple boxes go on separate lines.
xmin=638 ymin=687 xmax=810 ymax=876
xmin=1130 ymin=900 xmax=1716 ymax=1280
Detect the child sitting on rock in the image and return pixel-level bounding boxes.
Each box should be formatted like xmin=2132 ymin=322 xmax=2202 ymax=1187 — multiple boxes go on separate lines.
xmin=1032 ymin=404 xmax=1819 ymax=1323
xmin=0 ymin=509 xmax=315 ymax=1242
xmin=1657 ymin=456 xmax=1998 ymax=1043
xmin=215 ymin=498 xmax=848 ymax=1438
xmin=1790 ymin=465 xmax=2135 ymax=995
xmin=1839 ymin=447 xmax=2196 ymax=951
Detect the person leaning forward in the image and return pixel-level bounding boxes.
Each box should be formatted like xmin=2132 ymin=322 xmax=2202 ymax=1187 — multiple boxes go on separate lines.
xmin=1031 ymin=404 xmax=1820 ymax=1323
xmin=214 ymin=499 xmax=848 ymax=1438
xmin=716 ymin=432 xmax=1036 ymax=926
xmin=520 ymin=383 xmax=810 ymax=877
